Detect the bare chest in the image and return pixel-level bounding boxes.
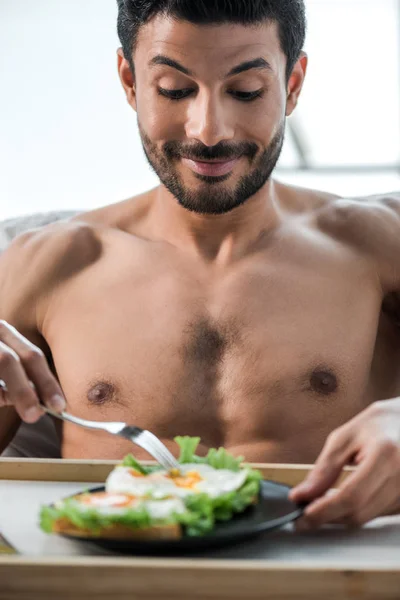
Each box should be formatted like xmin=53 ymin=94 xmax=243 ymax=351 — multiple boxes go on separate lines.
xmin=42 ymin=235 xmax=388 ymax=461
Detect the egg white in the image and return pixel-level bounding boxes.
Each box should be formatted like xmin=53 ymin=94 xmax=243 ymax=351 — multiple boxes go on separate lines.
xmin=68 ymin=492 xmax=186 ymax=519
xmin=106 ymin=463 xmax=249 ymax=499
xmin=181 ymin=464 xmax=249 ymax=498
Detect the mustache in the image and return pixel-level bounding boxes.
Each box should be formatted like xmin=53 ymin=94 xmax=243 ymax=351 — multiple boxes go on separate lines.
xmin=163 ymin=141 xmax=259 ymax=162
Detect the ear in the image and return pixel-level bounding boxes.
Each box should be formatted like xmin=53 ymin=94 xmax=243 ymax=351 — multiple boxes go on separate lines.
xmin=286 ymin=52 xmax=308 ymax=117
xmin=117 ymin=48 xmax=137 ymax=111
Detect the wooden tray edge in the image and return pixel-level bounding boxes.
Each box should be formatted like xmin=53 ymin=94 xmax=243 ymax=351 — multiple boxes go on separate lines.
xmin=0 ymin=458 xmax=353 ymax=485
xmin=0 ymin=556 xmax=399 ymax=600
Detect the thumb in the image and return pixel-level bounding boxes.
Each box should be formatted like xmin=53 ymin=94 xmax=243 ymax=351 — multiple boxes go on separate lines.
xmin=290 ymin=427 xmax=354 ymax=503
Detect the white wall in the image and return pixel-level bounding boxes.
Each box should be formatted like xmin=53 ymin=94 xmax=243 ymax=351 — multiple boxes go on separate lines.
xmin=0 ymin=0 xmax=157 ymax=219
xmin=1 ymin=0 xmax=400 ymax=220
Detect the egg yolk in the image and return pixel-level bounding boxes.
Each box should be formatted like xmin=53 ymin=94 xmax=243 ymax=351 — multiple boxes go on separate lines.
xmin=128 ymin=468 xmax=145 ymax=478
xmin=78 ymin=492 xmax=137 ymax=507
xmin=168 ymin=470 xmax=203 ymax=489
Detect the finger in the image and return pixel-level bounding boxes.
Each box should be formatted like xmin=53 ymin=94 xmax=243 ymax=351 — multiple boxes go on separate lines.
xmin=294 ymin=490 xmax=340 ymax=531
xmin=303 ymin=447 xmax=388 ymax=527
xmin=290 ymin=426 xmax=356 ymax=503
xmin=0 ymin=321 xmax=65 ymax=412
xmin=345 ymin=455 xmax=400 ymax=526
xmin=0 ymin=341 xmax=44 ymax=422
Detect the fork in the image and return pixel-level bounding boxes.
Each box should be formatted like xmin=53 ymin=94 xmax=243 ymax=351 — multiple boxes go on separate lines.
xmin=43 ymin=407 xmax=180 ymax=471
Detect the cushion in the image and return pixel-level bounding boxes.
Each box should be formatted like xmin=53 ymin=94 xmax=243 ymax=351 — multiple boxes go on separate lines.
xmin=0 ymin=211 xmax=80 ymax=458
xmin=0 ymin=211 xmax=79 ymax=252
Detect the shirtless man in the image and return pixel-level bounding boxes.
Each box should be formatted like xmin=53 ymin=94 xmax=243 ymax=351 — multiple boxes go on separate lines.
xmin=1 ymin=0 xmax=400 ymax=530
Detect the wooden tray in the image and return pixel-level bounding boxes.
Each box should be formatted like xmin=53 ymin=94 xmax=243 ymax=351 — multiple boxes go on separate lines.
xmin=1 ymin=458 xmax=399 ymax=600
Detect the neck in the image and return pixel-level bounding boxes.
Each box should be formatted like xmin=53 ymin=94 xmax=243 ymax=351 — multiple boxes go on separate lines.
xmin=149 ymin=179 xmax=282 ymax=265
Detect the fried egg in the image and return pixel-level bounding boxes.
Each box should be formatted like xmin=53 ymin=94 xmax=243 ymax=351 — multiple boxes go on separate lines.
xmin=106 ymin=463 xmax=249 ymax=499
xmin=66 ymin=491 xmax=186 ymax=519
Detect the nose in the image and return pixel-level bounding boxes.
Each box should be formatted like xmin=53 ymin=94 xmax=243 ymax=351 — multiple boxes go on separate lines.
xmin=185 ymin=90 xmax=235 ymax=147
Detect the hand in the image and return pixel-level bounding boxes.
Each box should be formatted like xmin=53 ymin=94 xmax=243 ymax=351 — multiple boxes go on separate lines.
xmin=289 ymin=399 xmax=400 ymax=529
xmin=0 ymin=320 xmax=66 ymax=423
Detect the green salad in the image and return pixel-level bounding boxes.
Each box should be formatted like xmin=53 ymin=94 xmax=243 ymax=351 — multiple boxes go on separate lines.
xmin=40 ymin=436 xmax=263 ymax=537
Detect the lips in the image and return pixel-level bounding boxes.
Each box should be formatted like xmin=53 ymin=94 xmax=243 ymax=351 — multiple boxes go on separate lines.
xmin=182 ymin=157 xmax=241 ymax=177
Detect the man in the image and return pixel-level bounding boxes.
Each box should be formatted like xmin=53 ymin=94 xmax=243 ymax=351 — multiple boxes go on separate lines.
xmin=0 ymin=0 xmax=400 ymax=531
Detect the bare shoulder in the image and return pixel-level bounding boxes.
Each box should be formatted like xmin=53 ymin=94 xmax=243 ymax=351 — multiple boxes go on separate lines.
xmin=315 ymin=192 xmax=400 ymax=247
xmin=0 ymin=220 xmax=102 ymax=332
xmin=314 ymin=191 xmax=400 ymax=290
xmin=275 ymin=180 xmax=340 ymax=214
xmin=278 ymin=181 xmax=400 ymax=289
xmin=71 ymin=189 xmax=155 ymax=232
xmin=0 ymin=189 xmax=155 ymax=331
xmin=1 ymin=219 xmax=102 ymax=285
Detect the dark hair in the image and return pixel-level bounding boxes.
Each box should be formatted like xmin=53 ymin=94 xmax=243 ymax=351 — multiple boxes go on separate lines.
xmin=116 ymin=0 xmax=306 ymax=81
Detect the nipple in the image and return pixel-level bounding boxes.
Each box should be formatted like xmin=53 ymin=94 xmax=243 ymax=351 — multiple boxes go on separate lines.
xmin=87 ymin=381 xmax=116 ymax=405
xmin=310 ymin=369 xmax=338 ymax=396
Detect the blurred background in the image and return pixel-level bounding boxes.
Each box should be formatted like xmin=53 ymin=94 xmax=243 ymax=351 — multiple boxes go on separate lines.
xmin=0 ymin=0 xmax=399 ymax=220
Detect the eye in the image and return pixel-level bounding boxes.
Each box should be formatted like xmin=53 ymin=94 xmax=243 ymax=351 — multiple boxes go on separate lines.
xmin=157 ymin=87 xmax=194 ymax=101
xmin=229 ymin=90 xmax=264 ymax=102
xmin=157 ymin=87 xmax=264 ymax=102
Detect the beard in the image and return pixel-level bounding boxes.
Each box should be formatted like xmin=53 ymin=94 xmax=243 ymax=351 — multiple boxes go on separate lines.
xmin=138 ymin=121 xmax=285 ymax=216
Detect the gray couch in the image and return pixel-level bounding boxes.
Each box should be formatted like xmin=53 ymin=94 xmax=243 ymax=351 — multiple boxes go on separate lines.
xmin=0 ymin=211 xmax=79 ymax=458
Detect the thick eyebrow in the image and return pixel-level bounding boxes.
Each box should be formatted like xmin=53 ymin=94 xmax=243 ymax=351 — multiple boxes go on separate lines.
xmin=149 ymin=55 xmax=272 ymax=78
xmin=149 ymin=55 xmax=193 ymax=76
xmin=226 ymin=58 xmax=272 ymax=77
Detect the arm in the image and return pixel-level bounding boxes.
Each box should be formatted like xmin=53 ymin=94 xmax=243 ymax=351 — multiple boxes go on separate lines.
xmin=0 ymin=231 xmax=47 ymax=452
xmin=0 ymin=222 xmax=101 ymax=453
xmin=290 ymin=191 xmax=400 ymax=527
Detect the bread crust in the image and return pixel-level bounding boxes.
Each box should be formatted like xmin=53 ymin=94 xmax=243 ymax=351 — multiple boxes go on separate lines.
xmin=52 ymin=518 xmax=182 ymax=540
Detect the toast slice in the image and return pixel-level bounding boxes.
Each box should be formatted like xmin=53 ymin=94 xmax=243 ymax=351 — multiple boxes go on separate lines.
xmin=52 ymin=518 xmax=182 ymax=540
xmin=52 ymin=494 xmax=258 ymax=540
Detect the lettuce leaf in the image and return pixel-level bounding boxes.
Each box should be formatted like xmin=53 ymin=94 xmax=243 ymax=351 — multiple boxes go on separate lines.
xmin=122 ymin=436 xmax=245 ymax=472
xmin=40 ymin=498 xmax=161 ymax=535
xmin=175 ymin=436 xmax=202 ymax=463
xmin=40 ymin=506 xmax=62 ymax=534
xmin=175 ymin=436 xmax=244 ymax=471
xmin=204 ymin=447 xmax=244 ymax=472
xmin=176 ymin=473 xmax=262 ymax=536
xmin=121 ymin=454 xmax=151 ymax=475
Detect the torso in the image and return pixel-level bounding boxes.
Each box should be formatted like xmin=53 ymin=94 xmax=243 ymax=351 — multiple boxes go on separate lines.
xmin=38 ymin=184 xmax=400 ymax=463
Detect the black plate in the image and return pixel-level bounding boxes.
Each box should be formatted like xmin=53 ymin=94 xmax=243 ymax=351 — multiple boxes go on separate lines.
xmin=55 ymin=480 xmax=303 ymax=555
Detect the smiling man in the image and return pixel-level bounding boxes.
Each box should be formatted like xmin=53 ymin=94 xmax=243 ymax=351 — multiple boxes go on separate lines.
xmin=1 ymin=0 xmax=400 ymax=529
